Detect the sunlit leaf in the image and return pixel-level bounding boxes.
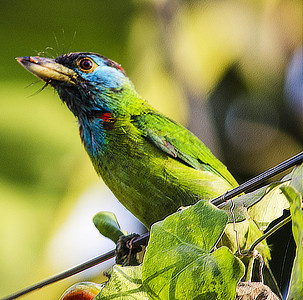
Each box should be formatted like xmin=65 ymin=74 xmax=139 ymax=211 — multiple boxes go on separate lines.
xmin=248 ymin=163 xmax=303 ymax=231
xmin=219 ymin=182 xmax=289 ymax=231
xmin=94 ymin=265 xmax=148 ymax=300
xmin=280 ymin=186 xmax=303 ymax=300
xmin=218 ymin=183 xmax=282 ymax=264
xmin=219 ymin=185 xmax=269 ymax=223
xmin=288 ymin=163 xmax=303 ymax=195
xmin=142 ymin=200 xmax=244 ymax=300
xmin=247 ymin=183 xmax=289 ymax=231
xmin=219 ymin=218 xmax=271 ymax=263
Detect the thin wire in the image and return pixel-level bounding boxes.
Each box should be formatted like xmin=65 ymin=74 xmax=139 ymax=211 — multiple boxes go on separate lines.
xmin=2 ymin=151 xmax=302 ymax=300
xmin=1 ymin=251 xmax=115 ymax=300
xmin=230 ymin=199 xmax=242 ymax=255
xmin=211 ymin=151 xmax=303 ymax=206
xmin=280 ymin=234 xmax=292 ymax=289
xmin=1 ymin=233 xmax=150 ymax=300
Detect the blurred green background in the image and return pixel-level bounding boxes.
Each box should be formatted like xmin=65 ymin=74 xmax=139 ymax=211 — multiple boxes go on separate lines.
xmin=0 ymin=0 xmax=302 ymax=299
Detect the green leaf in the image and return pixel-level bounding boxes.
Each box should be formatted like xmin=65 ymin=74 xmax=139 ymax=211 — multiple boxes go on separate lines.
xmin=219 ymin=182 xmax=289 ymax=231
xmin=219 ymin=218 xmax=271 ymax=263
xmin=219 ymin=185 xmax=269 ymax=223
xmin=247 ymin=183 xmax=290 ymax=231
xmin=93 ymin=212 xmax=125 ymax=244
xmin=94 ymin=265 xmax=149 ymax=300
xmin=219 ymin=163 xmax=303 ymax=232
xmin=288 ymin=163 xmax=303 ymax=195
xmin=248 ymin=163 xmax=303 ymax=231
xmin=142 ymin=200 xmax=245 ymax=300
xmin=280 ymin=186 xmax=303 ymax=300
xmin=218 ymin=183 xmax=282 ymax=263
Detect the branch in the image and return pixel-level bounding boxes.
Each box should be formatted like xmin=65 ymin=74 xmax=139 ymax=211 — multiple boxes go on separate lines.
xmin=2 ymin=151 xmax=302 ymax=300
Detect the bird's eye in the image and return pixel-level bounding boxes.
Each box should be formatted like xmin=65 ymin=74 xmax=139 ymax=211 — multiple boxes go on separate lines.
xmin=77 ymin=58 xmax=95 ymax=72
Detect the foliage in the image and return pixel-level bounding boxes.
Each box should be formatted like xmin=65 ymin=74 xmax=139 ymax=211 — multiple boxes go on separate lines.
xmin=142 ymin=200 xmax=244 ymax=300
xmin=280 ymin=186 xmax=303 ymax=300
xmin=57 ymin=164 xmax=303 ymax=299
xmin=1 ymin=1 xmax=302 ymax=298
xmin=95 ymin=265 xmax=148 ymax=300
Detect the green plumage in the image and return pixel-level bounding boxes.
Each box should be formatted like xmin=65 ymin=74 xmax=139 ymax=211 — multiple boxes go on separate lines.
xmin=17 ymin=52 xmax=281 ymax=296
xmin=17 ymin=53 xmax=237 ymax=228
xmin=89 ymin=100 xmax=238 ymax=227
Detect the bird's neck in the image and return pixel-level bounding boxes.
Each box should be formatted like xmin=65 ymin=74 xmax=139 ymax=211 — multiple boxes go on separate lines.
xmin=78 ymin=115 xmax=107 ymax=158
xmin=75 ymin=82 xmax=150 ymax=157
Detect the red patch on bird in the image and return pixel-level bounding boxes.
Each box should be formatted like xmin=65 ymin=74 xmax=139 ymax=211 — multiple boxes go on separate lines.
xmin=104 ymin=58 xmax=126 ymax=76
xmin=116 ymin=64 xmax=125 ymax=72
xmin=99 ymin=112 xmax=116 ymax=130
xmin=100 ymin=112 xmax=113 ymax=122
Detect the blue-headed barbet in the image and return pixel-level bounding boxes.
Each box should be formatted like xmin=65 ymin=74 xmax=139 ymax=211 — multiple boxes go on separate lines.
xmin=16 ymin=53 xmax=238 ymax=228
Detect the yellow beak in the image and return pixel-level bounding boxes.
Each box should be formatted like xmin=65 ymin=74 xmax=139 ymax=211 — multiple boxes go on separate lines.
xmin=16 ymin=56 xmax=76 ymax=85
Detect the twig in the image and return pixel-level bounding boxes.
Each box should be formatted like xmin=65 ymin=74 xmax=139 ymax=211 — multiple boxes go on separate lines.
xmin=248 ymin=215 xmax=292 ymax=253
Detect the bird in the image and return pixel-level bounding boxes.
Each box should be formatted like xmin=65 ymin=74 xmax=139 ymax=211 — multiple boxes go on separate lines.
xmin=16 ymin=52 xmax=238 ymax=228
xmin=17 ymin=53 xmax=283 ymax=297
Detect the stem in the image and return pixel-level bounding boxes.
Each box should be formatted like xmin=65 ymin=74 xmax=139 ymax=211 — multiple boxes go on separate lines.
xmin=248 ymin=215 xmax=292 ymax=253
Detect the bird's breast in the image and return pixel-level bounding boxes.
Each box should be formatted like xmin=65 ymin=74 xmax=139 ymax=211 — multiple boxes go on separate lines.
xmin=79 ymin=114 xmax=146 ymax=162
xmin=79 ymin=121 xmax=106 ymax=158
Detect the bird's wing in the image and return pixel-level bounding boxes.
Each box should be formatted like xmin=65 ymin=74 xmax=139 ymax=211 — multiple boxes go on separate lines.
xmin=133 ymin=111 xmax=238 ymax=188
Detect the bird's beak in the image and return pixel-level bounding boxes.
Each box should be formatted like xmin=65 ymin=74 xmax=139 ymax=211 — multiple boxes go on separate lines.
xmin=16 ymin=56 xmax=77 ymax=85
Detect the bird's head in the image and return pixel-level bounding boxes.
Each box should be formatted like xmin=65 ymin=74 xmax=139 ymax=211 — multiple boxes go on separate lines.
xmin=17 ymin=52 xmax=141 ymax=119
